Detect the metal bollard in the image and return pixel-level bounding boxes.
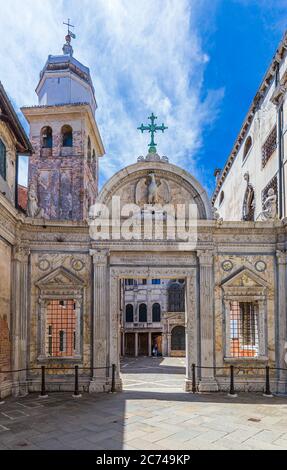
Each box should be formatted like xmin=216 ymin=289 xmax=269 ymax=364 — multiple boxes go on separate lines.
xmin=72 ymin=365 xmax=82 ymax=398
xmin=228 ymin=365 xmax=237 ymax=397
xmin=263 ymin=366 xmax=273 ymax=397
xmin=192 ymin=363 xmax=197 ymax=394
xmin=38 ymin=366 xmax=48 ymax=398
xmin=111 ymin=364 xmax=116 ymax=393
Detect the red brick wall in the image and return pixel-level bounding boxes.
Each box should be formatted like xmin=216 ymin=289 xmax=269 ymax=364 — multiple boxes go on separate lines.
xmin=18 ymin=184 xmax=28 ymax=211
xmin=0 ymin=315 xmax=11 ymax=381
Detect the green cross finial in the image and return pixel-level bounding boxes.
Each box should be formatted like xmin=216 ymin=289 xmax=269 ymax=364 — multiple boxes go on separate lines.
xmin=137 ymin=113 xmax=168 ymax=154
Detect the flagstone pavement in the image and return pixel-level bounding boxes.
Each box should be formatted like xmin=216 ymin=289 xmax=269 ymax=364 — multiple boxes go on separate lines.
xmin=0 ymin=357 xmax=287 ymax=450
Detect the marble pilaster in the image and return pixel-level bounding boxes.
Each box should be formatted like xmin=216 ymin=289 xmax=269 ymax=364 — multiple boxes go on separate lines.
xmin=11 ymin=245 xmax=30 ymax=396
xmin=89 ymin=249 xmax=110 ymax=392
xmin=276 ymin=250 xmax=287 ymax=392
xmin=197 ymin=250 xmax=218 ymax=391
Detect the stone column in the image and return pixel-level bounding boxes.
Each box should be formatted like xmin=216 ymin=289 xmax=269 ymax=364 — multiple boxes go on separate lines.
xmin=89 ymin=249 xmax=109 ymax=392
xmin=11 ymin=245 xmax=30 ymax=396
xmin=135 ymin=332 xmax=138 ymax=357
xmin=148 ymin=332 xmax=152 ymax=356
xmin=197 ymin=250 xmax=218 ymax=391
xmin=276 ymin=250 xmax=287 ymax=392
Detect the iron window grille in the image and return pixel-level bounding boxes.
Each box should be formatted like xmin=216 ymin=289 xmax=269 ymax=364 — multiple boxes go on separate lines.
xmin=262 ymin=126 xmax=277 ymax=168
xmin=229 ymin=301 xmax=259 ymax=358
xmin=46 ymin=300 xmax=76 ymax=357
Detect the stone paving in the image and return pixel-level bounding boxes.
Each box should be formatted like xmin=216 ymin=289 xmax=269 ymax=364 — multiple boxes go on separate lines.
xmin=0 ymin=357 xmax=287 ymax=450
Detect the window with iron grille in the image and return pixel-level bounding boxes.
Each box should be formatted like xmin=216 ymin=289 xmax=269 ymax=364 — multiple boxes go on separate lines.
xmin=262 ymin=175 xmax=278 ymax=212
xmin=262 ymin=126 xmax=277 ymax=168
xmin=168 ymin=282 xmax=185 ymax=312
xmin=46 ymin=300 xmax=77 ymax=357
xmin=229 ymin=301 xmax=259 ymax=358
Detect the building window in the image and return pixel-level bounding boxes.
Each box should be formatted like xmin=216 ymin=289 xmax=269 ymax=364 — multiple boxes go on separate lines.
xmin=87 ymin=136 xmax=91 ymax=163
xmin=46 ymin=300 xmax=77 ymax=357
xmin=171 ymin=326 xmax=185 ymax=351
xmin=62 ymin=125 xmax=73 ymax=147
xmin=41 ymin=126 xmax=53 ymax=149
xmin=262 ymin=126 xmax=277 ymax=168
xmin=125 ymin=279 xmax=136 ymax=286
xmin=152 ymin=279 xmax=161 ymax=285
xmin=219 ymin=191 xmax=224 ymax=206
xmin=243 ymin=136 xmax=252 ymax=162
xmin=59 ymin=330 xmax=66 ymax=353
xmin=139 ymin=303 xmax=147 ymax=323
xmin=152 ymin=303 xmax=161 ymax=322
xmin=0 ymin=139 xmax=6 ymax=180
xmin=229 ymin=301 xmax=259 ymax=358
xmin=125 ymin=304 xmax=134 ymax=323
xmin=168 ymin=282 xmax=185 ymax=312
xmin=262 ymin=175 xmax=278 ymax=213
xmin=48 ymin=325 xmax=53 ymax=355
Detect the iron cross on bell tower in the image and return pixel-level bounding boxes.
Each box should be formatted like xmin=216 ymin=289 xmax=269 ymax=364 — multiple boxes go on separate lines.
xmin=62 ymin=19 xmax=76 ymax=56
xmin=138 ymin=113 xmax=168 ymax=154
xmin=63 ymin=18 xmax=76 ymax=38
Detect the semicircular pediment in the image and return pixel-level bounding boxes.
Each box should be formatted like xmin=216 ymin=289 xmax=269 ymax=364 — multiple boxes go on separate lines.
xmin=97 ymin=161 xmax=212 ymax=220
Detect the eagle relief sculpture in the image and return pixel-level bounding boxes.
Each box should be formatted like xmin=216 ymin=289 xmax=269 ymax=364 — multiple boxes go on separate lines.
xmin=135 ymin=173 xmax=171 ymax=206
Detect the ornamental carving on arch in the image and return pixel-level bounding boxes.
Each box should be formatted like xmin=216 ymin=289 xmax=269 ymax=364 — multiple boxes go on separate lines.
xmin=99 ymin=168 xmax=207 ymax=217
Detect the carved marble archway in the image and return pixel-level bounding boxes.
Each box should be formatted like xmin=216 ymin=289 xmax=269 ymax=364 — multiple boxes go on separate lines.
xmin=97 ymin=160 xmax=213 ymax=220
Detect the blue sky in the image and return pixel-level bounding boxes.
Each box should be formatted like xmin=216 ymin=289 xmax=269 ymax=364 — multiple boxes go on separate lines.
xmin=0 ymin=0 xmax=286 ymax=194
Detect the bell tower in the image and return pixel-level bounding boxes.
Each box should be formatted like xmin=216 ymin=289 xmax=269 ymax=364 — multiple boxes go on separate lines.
xmin=21 ymin=22 xmax=105 ymax=221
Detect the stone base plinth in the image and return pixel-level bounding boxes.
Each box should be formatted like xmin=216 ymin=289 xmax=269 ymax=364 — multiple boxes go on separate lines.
xmin=185 ymin=379 xmax=195 ymax=392
xmin=276 ymin=380 xmax=287 ymax=395
xmin=89 ymin=378 xmax=122 ymax=393
xmin=198 ymin=378 xmax=219 ymax=392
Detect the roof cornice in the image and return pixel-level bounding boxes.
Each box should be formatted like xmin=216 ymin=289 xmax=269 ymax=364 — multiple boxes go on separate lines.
xmin=0 ymin=82 xmax=33 ymax=154
xmin=212 ymin=30 xmax=287 ymax=205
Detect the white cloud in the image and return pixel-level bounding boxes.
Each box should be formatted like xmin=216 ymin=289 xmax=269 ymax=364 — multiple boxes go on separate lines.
xmin=0 ymin=0 xmax=223 ymax=188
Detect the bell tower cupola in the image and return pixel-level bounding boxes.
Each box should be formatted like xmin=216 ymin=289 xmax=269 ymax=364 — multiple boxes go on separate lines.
xmin=21 ymin=21 xmax=105 ymax=222
xmin=36 ymin=20 xmax=97 ymax=114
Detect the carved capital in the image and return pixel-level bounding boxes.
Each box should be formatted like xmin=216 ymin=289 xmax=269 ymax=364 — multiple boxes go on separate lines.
xmin=276 ymin=250 xmax=287 ymax=265
xmin=197 ymin=250 xmax=214 ymax=267
xmin=12 ymin=245 xmax=30 ymax=263
xmin=90 ymin=249 xmax=109 ymax=266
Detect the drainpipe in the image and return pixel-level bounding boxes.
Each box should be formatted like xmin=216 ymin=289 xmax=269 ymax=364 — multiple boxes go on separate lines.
xmin=15 ymin=152 xmax=19 ymax=209
xmin=278 ymin=103 xmax=285 ymax=219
